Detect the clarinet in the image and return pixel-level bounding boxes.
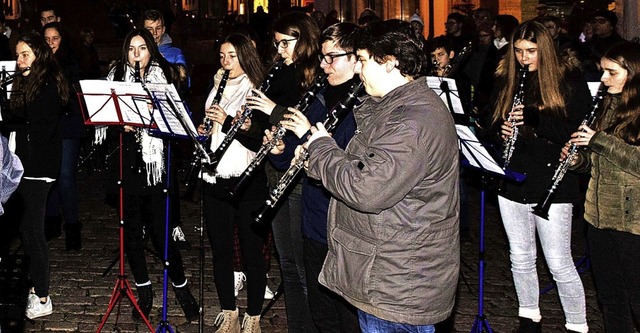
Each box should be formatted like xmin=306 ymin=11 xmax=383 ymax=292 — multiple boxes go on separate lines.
xmin=132 ymin=61 xmax=146 ymax=174
xmin=201 ymin=61 xmax=282 ymax=172
xmin=252 ymin=81 xmax=364 ymax=225
xmin=203 ymin=69 xmax=230 ymax=132
xmin=228 ymin=72 xmax=329 ymax=198
xmin=502 ymin=65 xmax=529 ymax=170
xmin=532 ymin=83 xmax=607 ymax=219
xmin=183 ymin=70 xmax=230 ymax=185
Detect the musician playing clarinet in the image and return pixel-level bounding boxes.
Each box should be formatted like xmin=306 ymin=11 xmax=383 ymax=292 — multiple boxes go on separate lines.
xmin=296 ymin=20 xmax=459 ymax=331
xmin=267 ymin=22 xmax=361 ymax=332
xmin=490 ymin=20 xmax=591 ymax=333
xmin=197 ymin=33 xmax=270 ymax=333
xmin=568 ymin=43 xmax=640 ymax=333
xmin=102 ymin=28 xmax=198 ymax=323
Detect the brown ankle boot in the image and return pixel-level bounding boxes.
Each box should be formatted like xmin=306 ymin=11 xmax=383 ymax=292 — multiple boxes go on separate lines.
xmin=214 ymin=308 xmax=240 ymax=333
xmin=241 ymin=313 xmax=261 ymax=333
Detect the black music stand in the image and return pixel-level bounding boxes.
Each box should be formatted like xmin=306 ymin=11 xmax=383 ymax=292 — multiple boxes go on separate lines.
xmin=146 ymin=83 xmax=209 ymax=333
xmin=456 ymin=125 xmax=525 ymax=333
xmin=78 ymin=79 xmax=155 ymax=333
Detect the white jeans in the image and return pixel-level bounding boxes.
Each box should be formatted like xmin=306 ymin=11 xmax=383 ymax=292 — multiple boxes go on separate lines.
xmin=498 ymin=196 xmax=587 ymax=329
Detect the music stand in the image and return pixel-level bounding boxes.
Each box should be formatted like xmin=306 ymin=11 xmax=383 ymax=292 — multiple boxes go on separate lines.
xmin=456 ymin=125 xmax=525 ymax=333
xmin=146 ymin=83 xmax=209 ymax=333
xmin=78 ymin=79 xmax=155 ymax=333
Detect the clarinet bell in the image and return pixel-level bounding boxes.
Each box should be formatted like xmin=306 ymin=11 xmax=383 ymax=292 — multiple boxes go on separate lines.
xmin=532 ymin=190 xmax=554 ymax=220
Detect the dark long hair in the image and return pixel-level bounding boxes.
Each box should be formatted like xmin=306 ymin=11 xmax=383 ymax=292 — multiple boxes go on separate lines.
xmin=492 ymin=20 xmax=566 ymax=126
xmin=272 ymin=11 xmax=320 ymax=89
xmin=598 ymin=43 xmax=640 ymax=145
xmin=110 ymin=29 xmax=178 ymax=87
xmin=42 ymin=22 xmax=79 ymax=83
xmin=11 ymin=31 xmax=69 ymax=109
xmin=221 ymin=33 xmax=265 ymax=87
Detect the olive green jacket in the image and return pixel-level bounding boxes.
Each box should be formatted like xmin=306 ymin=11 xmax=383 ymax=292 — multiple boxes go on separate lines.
xmin=573 ymin=95 xmax=640 ymax=235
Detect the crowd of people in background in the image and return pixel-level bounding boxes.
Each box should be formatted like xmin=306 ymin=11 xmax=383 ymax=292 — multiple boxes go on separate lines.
xmin=0 ymin=2 xmax=639 ymax=333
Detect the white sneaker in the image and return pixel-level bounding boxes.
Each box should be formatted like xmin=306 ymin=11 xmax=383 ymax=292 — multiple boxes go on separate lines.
xmin=172 ymin=226 xmax=187 ymax=242
xmin=264 ymin=285 xmax=274 ymax=300
xmin=234 ymin=271 xmax=246 ymax=297
xmin=26 ymin=296 xmax=53 ymax=319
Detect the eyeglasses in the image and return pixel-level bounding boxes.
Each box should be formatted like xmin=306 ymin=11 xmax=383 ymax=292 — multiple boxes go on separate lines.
xmin=273 ymin=38 xmax=298 ymax=49
xmin=318 ymin=52 xmax=353 ymax=64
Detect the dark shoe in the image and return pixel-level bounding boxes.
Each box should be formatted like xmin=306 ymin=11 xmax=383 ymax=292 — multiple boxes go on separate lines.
xmin=512 ymin=317 xmax=541 ymax=333
xmin=64 ymin=223 xmax=82 ymax=251
xmin=44 ymin=216 xmax=62 ymax=241
xmin=174 ymin=283 xmax=199 ymax=322
xmin=132 ymin=284 xmax=153 ymax=321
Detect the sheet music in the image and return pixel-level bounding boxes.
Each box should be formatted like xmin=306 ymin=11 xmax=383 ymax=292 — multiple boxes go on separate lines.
xmin=426 ymin=76 xmax=464 ymax=114
xmin=145 ymin=83 xmax=197 ymax=138
xmin=78 ymin=79 xmax=152 ymax=125
xmin=456 ymin=124 xmax=505 ymax=175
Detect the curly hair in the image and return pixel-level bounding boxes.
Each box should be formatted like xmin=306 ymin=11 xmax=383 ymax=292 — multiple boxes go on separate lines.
xmin=354 ymin=19 xmax=425 ymax=79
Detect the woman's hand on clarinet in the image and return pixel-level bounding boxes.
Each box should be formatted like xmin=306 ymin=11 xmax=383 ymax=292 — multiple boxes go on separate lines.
xmin=197 ymin=124 xmax=208 ymax=136
xmin=206 ymin=105 xmax=226 ymax=125
xmin=282 ymin=107 xmax=312 ymax=139
xmin=246 ymin=89 xmax=276 ymax=116
xmin=500 ymin=105 xmax=525 ymax=140
xmin=264 ymin=126 xmax=285 ymax=155
xmin=570 ymin=124 xmax=595 ymax=147
xmin=231 ymin=110 xmax=252 ymax=131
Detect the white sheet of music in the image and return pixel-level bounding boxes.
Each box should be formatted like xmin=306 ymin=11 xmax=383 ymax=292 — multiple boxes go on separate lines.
xmin=587 ymin=82 xmax=601 ymax=98
xmin=78 ymin=79 xmax=151 ymax=126
xmin=144 ymin=83 xmax=196 ymax=137
xmin=426 ymin=76 xmax=465 ymax=114
xmin=0 ymin=61 xmax=17 ymax=103
xmin=456 ymin=124 xmax=505 ymax=175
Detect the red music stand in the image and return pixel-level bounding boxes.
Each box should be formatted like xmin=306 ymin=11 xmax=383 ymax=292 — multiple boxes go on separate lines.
xmin=77 ymin=80 xmax=156 ymax=333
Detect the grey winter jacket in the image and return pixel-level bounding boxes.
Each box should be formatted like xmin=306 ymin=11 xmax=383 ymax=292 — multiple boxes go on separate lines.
xmin=307 ymin=78 xmax=460 ymax=325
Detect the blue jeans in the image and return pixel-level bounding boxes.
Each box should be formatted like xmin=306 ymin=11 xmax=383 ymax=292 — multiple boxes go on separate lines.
xmin=271 ymin=185 xmax=316 ymax=332
xmin=46 ymin=138 xmax=80 ymax=224
xmin=358 ymin=311 xmax=435 ymax=333
xmin=497 ymin=196 xmax=587 ymax=327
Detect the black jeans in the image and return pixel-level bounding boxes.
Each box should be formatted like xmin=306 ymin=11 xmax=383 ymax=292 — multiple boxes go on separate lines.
xmin=203 ymin=177 xmax=267 ymax=316
xmin=303 ymin=237 xmax=360 ymax=333
xmin=17 ymin=179 xmax=54 ymax=297
xmin=123 ymin=193 xmax=186 ymax=286
xmin=588 ymin=224 xmax=640 ymax=332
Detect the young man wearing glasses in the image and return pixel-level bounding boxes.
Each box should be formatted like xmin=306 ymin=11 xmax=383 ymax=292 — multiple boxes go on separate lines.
xmin=300 ymin=20 xmax=459 ymax=332
xmin=268 ymin=22 xmax=362 ymax=332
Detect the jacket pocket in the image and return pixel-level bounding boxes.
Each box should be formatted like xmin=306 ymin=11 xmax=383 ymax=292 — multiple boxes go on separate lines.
xmin=330 ymin=226 xmax=377 ymax=302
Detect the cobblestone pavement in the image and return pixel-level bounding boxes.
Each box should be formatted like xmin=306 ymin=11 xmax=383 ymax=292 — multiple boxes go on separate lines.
xmin=7 ymin=168 xmax=604 ymax=333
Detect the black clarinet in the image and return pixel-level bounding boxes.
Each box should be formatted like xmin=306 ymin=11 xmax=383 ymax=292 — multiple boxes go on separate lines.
xmin=532 ymin=83 xmax=607 ymax=219
xmin=132 ymin=61 xmax=146 ymax=174
xmin=228 ymin=73 xmax=329 ymax=198
xmin=201 ymin=61 xmax=282 ymax=172
xmin=203 ymin=69 xmax=231 ymax=132
xmin=183 ymin=70 xmax=230 ymax=185
xmin=252 ymin=80 xmax=364 ymax=225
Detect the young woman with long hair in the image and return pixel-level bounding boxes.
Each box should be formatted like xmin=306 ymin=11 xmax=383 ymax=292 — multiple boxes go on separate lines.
xmin=1 ymin=31 xmax=69 ymax=320
xmin=104 ymin=28 xmax=198 ymax=323
xmin=569 ymin=43 xmax=640 ymax=333
xmin=196 ymin=32 xmax=269 ymax=333
xmin=491 ymin=20 xmax=591 ymax=333
xmin=243 ymin=11 xmax=323 ymax=333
